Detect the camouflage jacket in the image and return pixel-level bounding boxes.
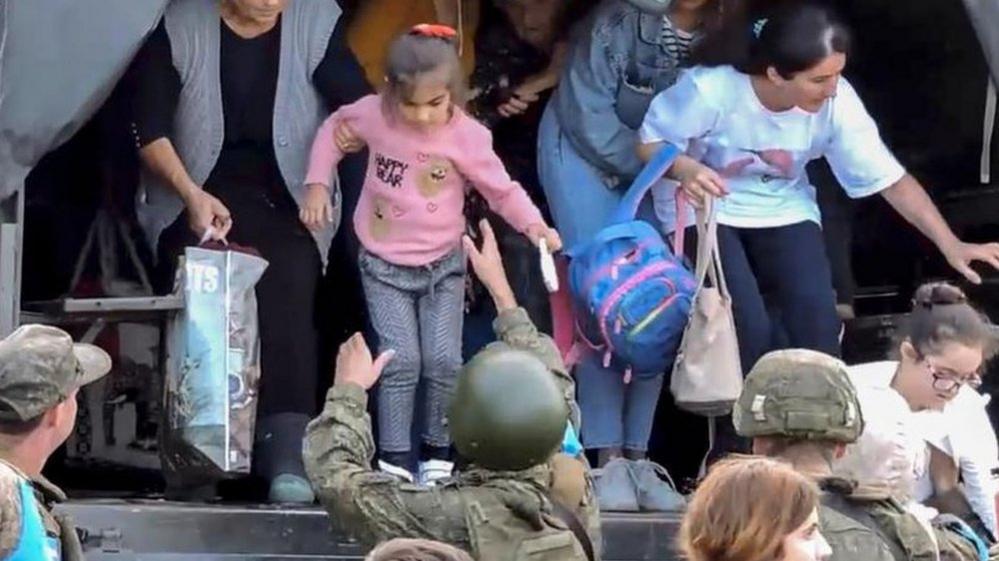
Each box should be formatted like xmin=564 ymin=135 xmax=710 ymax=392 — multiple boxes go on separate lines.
xmin=304 ymin=307 xmax=601 ymax=560
xmin=0 ymin=459 xmax=85 ymax=561
xmin=821 ymin=477 xmax=990 ymax=561
xmin=820 ymin=480 xmax=913 ymax=561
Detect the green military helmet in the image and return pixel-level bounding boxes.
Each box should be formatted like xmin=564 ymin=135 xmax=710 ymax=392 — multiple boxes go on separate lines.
xmin=449 ymin=348 xmax=569 ymax=471
xmin=733 ymin=349 xmax=864 ymax=443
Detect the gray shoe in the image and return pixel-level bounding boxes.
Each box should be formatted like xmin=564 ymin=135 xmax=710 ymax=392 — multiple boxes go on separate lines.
xmin=595 ymin=458 xmax=639 ymax=512
xmin=268 ymin=473 xmax=316 ymax=504
xmin=630 ymin=460 xmax=685 ymax=512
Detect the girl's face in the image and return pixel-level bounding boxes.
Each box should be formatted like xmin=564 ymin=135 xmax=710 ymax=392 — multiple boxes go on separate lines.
xmin=768 ymin=52 xmax=845 ymax=114
xmin=780 ymin=509 xmax=832 ymax=561
xmin=899 ymin=340 xmax=984 ymax=411
xmin=397 ymin=69 xmax=453 ymax=130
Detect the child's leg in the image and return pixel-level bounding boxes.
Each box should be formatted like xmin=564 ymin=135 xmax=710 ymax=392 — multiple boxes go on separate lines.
xmin=358 ymin=251 xmax=422 ymax=463
xmin=417 ymin=251 xmax=466 ymax=460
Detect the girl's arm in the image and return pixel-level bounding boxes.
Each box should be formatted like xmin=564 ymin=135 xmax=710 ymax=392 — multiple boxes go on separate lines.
xmin=304 ymin=113 xmax=350 ymax=190
xmin=452 ymin=122 xmax=545 ymax=235
xmin=301 ymin=108 xmax=359 ymax=232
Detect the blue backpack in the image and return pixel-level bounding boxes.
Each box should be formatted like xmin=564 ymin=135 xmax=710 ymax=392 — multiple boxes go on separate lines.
xmin=565 ymin=146 xmax=696 ymax=379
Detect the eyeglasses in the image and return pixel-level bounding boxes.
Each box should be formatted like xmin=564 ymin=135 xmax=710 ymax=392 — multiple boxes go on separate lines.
xmin=922 ymin=359 xmax=982 ymax=392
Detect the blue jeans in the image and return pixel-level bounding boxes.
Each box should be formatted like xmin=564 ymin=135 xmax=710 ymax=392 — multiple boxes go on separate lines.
xmin=538 ymin=102 xmax=661 ymax=452
xmin=718 ymin=221 xmax=842 ymax=372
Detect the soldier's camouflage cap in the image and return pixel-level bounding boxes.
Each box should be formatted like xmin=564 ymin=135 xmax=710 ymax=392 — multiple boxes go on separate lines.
xmin=733 ymin=349 xmax=864 ymax=443
xmin=0 ymin=324 xmax=112 ymax=422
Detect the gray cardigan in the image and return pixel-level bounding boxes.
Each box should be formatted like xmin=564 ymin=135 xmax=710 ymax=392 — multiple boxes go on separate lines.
xmin=136 ymin=0 xmax=341 ymax=262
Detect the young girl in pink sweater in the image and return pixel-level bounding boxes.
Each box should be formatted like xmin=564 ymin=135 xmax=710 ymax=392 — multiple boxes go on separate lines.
xmin=302 ymin=25 xmax=560 ymax=484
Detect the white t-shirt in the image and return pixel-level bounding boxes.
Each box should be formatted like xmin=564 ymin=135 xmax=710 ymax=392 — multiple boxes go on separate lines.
xmin=846 ymin=361 xmax=999 ymax=534
xmin=639 ymin=66 xmax=907 ymax=232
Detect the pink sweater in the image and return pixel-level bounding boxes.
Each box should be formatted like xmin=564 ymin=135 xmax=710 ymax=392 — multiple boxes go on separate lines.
xmin=305 ymin=95 xmax=544 ymax=267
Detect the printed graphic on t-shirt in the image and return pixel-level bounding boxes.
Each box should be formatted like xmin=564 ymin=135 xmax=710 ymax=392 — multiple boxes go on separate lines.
xmin=714 ymin=148 xmax=800 ymax=186
xmin=375 ymin=153 xmax=409 ymax=188
xmin=417 ymin=156 xmax=453 ymax=198
xmin=370 ymin=196 xmax=392 ymax=241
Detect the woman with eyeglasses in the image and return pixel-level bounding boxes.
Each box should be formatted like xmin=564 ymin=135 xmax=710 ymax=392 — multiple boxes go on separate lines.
xmin=847 ymin=281 xmax=998 ymax=543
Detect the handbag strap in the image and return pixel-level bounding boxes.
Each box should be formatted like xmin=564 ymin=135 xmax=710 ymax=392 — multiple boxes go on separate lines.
xmin=681 ymin=194 xmax=731 ymax=301
xmin=608 ymin=144 xmax=682 ymax=225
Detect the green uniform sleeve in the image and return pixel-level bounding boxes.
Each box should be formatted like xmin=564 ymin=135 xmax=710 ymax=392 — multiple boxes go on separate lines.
xmin=492 ymin=307 xmax=580 ymax=429
xmin=303 ymin=383 xmax=471 ymax=549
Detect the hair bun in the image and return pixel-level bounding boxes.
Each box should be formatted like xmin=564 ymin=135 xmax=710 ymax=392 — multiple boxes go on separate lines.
xmin=912 ymin=282 xmax=967 ymax=309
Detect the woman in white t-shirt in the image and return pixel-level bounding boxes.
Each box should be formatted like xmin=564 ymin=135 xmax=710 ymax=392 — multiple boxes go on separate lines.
xmin=637 ymin=4 xmax=999 ymax=390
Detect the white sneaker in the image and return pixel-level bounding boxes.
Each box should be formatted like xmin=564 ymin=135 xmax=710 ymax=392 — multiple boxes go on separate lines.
xmin=378 ymin=460 xmax=415 ymax=483
xmin=418 ymin=459 xmax=454 ymax=486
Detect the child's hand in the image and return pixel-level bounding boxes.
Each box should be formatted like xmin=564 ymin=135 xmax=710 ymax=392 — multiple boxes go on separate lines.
xmin=299 ymin=183 xmax=335 ymax=231
xmin=525 ymin=223 xmax=563 ymax=253
xmin=334 ymin=121 xmax=365 ymax=154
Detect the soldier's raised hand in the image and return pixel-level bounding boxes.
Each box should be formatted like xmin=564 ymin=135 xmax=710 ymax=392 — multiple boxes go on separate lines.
xmin=463 ymin=219 xmax=516 ymax=311
xmin=334 ymin=333 xmax=394 ymax=391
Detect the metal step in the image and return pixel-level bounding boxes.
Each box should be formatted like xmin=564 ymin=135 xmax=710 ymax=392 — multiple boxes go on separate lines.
xmin=60 ymin=501 xmax=681 ymax=561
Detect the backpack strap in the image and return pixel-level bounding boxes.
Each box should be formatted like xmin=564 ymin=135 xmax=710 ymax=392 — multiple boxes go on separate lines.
xmin=548 ymin=496 xmax=597 ymax=561
xmin=608 ymin=144 xmax=681 ymax=225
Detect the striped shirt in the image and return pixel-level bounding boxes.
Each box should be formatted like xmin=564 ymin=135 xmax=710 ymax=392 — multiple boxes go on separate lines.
xmin=661 ymin=16 xmax=694 ymax=62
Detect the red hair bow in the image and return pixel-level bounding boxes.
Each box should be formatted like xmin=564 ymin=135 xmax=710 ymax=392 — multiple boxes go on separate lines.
xmin=410 ymin=23 xmax=457 ymax=39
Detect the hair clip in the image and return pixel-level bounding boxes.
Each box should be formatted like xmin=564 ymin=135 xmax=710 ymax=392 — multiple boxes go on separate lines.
xmin=410 ymin=24 xmax=458 ymax=40
xmin=752 ymin=18 xmax=768 ymax=39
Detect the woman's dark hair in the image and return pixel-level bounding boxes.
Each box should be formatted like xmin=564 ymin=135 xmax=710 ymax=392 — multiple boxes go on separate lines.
xmin=692 ymin=1 xmax=852 ymax=79
xmin=382 ymin=30 xmax=467 ymax=118
xmin=901 ymin=282 xmax=996 ymax=358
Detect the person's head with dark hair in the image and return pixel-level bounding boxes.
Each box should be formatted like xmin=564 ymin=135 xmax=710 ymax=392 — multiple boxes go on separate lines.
xmin=891 ymin=282 xmax=996 ymax=411
xmin=364 ymin=538 xmax=473 ymax=561
xmin=382 ymin=26 xmax=467 ymax=129
xmin=492 ymin=0 xmax=570 ymax=50
xmin=693 ymin=2 xmax=852 ymax=113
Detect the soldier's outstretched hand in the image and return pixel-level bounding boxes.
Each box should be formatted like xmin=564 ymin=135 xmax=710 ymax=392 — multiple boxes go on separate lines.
xmin=334 ymin=333 xmax=395 ymax=391
xmin=463 ymin=219 xmax=517 ymax=311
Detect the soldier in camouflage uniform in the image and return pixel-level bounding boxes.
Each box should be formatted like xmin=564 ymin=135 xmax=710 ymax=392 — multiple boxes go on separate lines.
xmin=305 ymin=220 xmax=600 ymax=561
xmin=734 ymin=349 xmax=993 ymax=561
xmin=0 ymin=324 xmax=113 ymax=560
